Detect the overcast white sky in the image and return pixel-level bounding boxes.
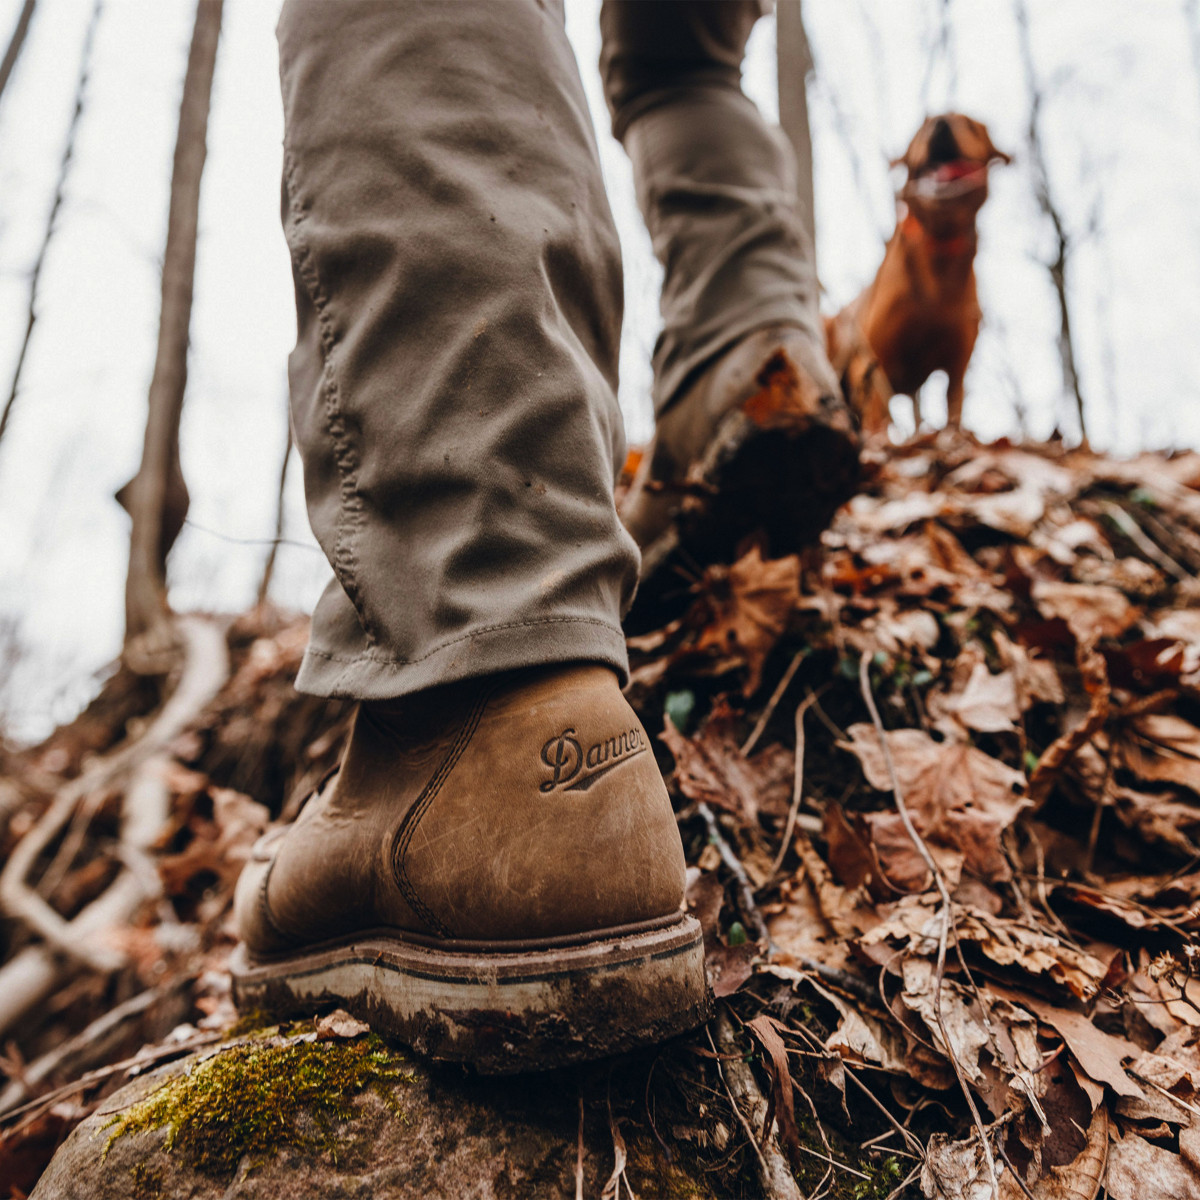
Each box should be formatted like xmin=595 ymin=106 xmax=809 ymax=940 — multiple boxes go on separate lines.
xmin=0 ymin=0 xmax=1197 ymax=741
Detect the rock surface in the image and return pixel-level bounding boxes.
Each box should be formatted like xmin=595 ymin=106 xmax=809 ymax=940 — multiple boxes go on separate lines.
xmin=32 ymin=1028 xmax=722 ymax=1199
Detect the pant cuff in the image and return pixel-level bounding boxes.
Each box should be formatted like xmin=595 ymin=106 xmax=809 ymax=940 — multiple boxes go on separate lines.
xmin=295 ymin=616 xmax=632 ymax=700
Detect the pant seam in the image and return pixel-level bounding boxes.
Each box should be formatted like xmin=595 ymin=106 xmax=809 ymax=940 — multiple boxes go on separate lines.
xmin=282 ymin=147 xmax=376 ymax=648
xmin=303 ymin=615 xmax=625 ymax=667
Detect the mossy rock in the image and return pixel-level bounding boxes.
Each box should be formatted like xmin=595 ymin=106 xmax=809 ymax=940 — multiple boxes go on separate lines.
xmin=32 ymin=1028 xmax=723 ymax=1199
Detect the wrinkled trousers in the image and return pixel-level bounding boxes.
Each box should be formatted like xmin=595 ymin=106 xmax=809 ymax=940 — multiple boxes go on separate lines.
xmin=278 ymin=0 xmax=821 ymax=699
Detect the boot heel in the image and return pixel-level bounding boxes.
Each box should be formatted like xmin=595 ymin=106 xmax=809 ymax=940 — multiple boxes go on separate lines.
xmin=231 ymin=915 xmax=712 ymax=1073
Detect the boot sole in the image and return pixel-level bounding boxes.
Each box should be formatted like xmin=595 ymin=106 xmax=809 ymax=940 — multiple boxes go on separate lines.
xmin=230 ymin=915 xmax=711 ymax=1074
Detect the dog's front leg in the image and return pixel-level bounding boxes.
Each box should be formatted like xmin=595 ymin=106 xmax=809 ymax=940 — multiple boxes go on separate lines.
xmin=945 ymin=371 xmax=965 ymax=430
xmin=911 ymin=387 xmax=922 ymax=432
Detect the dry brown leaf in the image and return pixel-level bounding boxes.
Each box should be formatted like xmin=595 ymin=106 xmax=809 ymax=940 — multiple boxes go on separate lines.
xmin=315 ymin=1009 xmax=369 ymax=1041
xmin=660 ymin=701 xmax=792 ymax=823
xmin=839 ymin=724 xmax=1027 ymax=881
xmin=1106 ymin=1126 xmax=1200 ymax=1200
xmin=900 ymin=957 xmax=991 ymax=1084
xmin=996 ymin=630 xmax=1066 ymax=707
xmin=747 ymin=1014 xmax=802 ymax=1168
xmin=692 ymin=547 xmax=801 ymax=695
xmin=1021 ymin=1000 xmax=1143 ymax=1099
xmin=158 ymin=787 xmax=270 ymax=897
xmin=1032 ymin=580 xmax=1140 ymax=643
xmin=1119 ymin=713 xmax=1200 ymax=794
xmin=764 ymin=871 xmax=852 ymax=976
xmin=955 ymin=910 xmax=1110 ymax=1001
xmin=706 ymin=942 xmax=756 ymax=998
xmin=920 ymin=1131 xmax=1001 ymax=1200
xmin=998 ymin=1106 xmax=1108 ymax=1200
xmin=791 ymin=835 xmax=877 ymax=940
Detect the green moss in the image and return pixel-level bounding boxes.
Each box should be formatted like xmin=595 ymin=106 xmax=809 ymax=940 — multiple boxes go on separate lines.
xmin=104 ymin=1033 xmax=416 ymax=1179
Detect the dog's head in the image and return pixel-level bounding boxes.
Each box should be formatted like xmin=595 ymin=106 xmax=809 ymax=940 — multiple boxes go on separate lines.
xmin=894 ymin=113 xmax=1011 ymax=233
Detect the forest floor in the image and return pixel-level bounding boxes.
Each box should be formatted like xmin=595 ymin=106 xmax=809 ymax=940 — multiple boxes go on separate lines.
xmin=3 ymin=431 xmax=1200 ymax=1198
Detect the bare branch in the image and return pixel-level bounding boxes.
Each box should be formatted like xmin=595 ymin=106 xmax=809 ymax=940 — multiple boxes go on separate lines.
xmin=1014 ymin=0 xmax=1088 ymax=445
xmin=0 ymin=0 xmax=35 ymax=107
xmin=0 ymin=0 xmax=99 ymax=448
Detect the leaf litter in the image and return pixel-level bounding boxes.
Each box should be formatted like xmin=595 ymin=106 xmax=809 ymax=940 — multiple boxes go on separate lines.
xmin=4 ymin=435 xmax=1200 ymax=1196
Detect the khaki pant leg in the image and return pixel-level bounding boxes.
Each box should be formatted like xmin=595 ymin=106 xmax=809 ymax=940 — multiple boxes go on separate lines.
xmin=278 ymin=0 xmax=638 ymax=700
xmin=600 ymin=0 xmax=831 ymax=414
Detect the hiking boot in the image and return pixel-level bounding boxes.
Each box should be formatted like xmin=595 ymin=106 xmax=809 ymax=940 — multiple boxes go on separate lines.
xmin=621 ymin=326 xmax=860 ymax=586
xmin=230 ymin=663 xmax=710 ymax=1073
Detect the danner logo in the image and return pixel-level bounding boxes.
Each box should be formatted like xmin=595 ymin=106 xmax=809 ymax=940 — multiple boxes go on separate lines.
xmin=539 ymin=726 xmax=646 ymax=793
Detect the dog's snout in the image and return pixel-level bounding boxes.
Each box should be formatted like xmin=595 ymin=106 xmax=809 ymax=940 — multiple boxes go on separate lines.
xmin=928 ymin=117 xmax=959 ymax=164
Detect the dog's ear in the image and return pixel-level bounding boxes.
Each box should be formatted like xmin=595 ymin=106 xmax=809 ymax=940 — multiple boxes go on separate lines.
xmin=973 ymin=119 xmax=1013 ymax=165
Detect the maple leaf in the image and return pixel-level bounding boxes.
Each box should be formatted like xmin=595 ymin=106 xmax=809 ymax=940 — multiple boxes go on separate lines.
xmin=692 ymin=547 xmax=801 ymax=695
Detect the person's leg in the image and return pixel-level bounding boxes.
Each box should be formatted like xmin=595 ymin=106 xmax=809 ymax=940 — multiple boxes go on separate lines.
xmin=603 ymin=1 xmax=859 ymax=588
xmin=281 ymin=0 xmax=637 ymax=700
xmin=232 ymin=0 xmax=709 ymax=1070
xmin=600 ymin=0 xmax=829 ymax=413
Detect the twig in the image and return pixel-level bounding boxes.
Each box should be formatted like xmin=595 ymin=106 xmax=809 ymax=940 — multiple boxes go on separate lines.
xmin=0 ymin=1030 xmax=220 ymax=1129
xmin=1099 ymin=500 xmax=1191 ymax=582
xmin=742 ymin=651 xmax=806 ymax=756
xmin=996 ymin=1140 xmax=1038 ymax=1200
xmin=884 ymin=1165 xmax=922 ymax=1200
xmin=697 ymin=802 xmax=771 ymax=948
xmin=711 ymin=1012 xmax=803 ymax=1200
xmin=0 ymin=984 xmax=171 ymax=1116
xmin=858 ymin=651 xmax=999 ymax=1198
xmin=771 ymin=695 xmax=818 ymax=876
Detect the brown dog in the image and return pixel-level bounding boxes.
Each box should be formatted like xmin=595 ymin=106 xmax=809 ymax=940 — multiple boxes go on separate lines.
xmin=825 ymin=113 xmax=1010 ymax=433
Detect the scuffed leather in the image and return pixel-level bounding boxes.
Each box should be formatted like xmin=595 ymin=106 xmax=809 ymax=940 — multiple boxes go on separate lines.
xmin=234 ymin=665 xmax=686 ymax=954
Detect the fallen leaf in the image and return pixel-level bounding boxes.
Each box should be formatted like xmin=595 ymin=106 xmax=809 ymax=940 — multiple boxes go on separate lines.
xmin=839 ymin=724 xmax=1027 ymax=881
xmin=1032 ymin=580 xmax=1140 ymax=643
xmin=692 ymin=547 xmax=801 ymax=695
xmin=315 ymin=1009 xmax=370 ymax=1040
xmin=1106 ymin=1126 xmax=1200 ymax=1200
xmin=1021 ymin=999 xmax=1143 ymax=1099
xmin=900 ymin=957 xmax=991 ymax=1084
xmin=661 ymin=701 xmax=793 ymax=823
xmin=1119 ymin=713 xmax=1200 ymax=794
xmin=747 ymin=1014 xmax=802 ymax=1168
xmin=997 ymin=1106 xmax=1108 ymax=1200
xmin=921 ymin=1131 xmax=1001 ymax=1200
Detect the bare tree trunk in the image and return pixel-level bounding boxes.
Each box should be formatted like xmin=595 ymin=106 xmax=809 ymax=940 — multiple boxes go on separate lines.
xmin=775 ymin=0 xmax=817 ymax=271
xmin=0 ymin=0 xmax=97 ymax=449
xmin=0 ymin=0 xmax=35 ymax=106
xmin=1014 ymin=0 xmax=1088 ymax=445
xmin=120 ymin=0 xmax=223 ymax=648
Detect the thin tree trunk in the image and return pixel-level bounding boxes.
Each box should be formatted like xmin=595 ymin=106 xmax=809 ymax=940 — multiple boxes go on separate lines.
xmin=256 ymin=419 xmax=292 ymax=608
xmin=121 ymin=0 xmax=223 ymax=647
xmin=1015 ymin=0 xmax=1088 ymax=445
xmin=776 ymin=0 xmax=817 ymax=272
xmin=0 ymin=0 xmax=97 ymax=449
xmin=0 ymin=0 xmax=35 ymax=106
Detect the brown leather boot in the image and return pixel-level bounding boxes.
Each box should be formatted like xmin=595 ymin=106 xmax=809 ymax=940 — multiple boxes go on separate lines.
xmin=231 ymin=664 xmax=709 ymax=1072
xmin=621 ymin=326 xmax=860 ymax=592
